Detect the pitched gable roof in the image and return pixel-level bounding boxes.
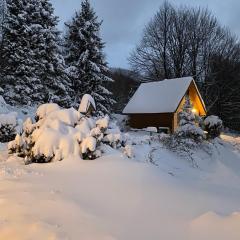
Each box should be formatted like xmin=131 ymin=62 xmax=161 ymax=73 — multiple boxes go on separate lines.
xmin=123 ymin=77 xmax=205 ymax=114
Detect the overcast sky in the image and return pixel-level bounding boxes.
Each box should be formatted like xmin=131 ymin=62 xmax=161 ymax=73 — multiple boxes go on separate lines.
xmin=51 ymin=0 xmax=240 ymax=69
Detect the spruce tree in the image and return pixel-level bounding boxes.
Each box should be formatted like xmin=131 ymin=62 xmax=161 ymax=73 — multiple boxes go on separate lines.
xmin=64 ymin=0 xmax=115 ymax=114
xmin=0 ymin=0 xmax=6 ymax=75
xmin=1 ymin=0 xmax=42 ymax=104
xmin=1 ymin=0 xmax=72 ymax=107
xmin=35 ymin=0 xmax=72 ymax=107
xmin=0 ymin=0 xmax=6 ymax=41
xmin=175 ymin=96 xmax=205 ymax=142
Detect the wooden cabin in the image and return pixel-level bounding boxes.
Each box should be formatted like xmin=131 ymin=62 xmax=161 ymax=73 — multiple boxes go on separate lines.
xmin=123 ymin=77 xmax=207 ymax=133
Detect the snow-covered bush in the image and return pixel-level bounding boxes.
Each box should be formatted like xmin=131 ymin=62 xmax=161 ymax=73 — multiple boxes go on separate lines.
xmin=161 ymin=97 xmax=205 ymax=165
xmin=112 ymin=114 xmax=130 ymax=132
xmin=123 ymin=145 xmax=135 ymax=158
xmin=8 ymin=102 xmax=123 ymax=163
xmin=102 ymin=117 xmax=125 ymax=149
xmin=0 ymin=112 xmax=18 ymax=143
xmin=175 ymin=97 xmax=205 ymax=143
xmin=204 ymin=115 xmax=223 ymax=139
xmin=35 ymin=103 xmax=60 ymax=121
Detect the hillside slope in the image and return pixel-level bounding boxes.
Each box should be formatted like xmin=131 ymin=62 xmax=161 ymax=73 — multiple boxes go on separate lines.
xmin=0 ymin=134 xmax=240 ymax=240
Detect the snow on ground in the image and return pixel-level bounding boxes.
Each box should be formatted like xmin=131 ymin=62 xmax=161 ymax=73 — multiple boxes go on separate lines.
xmin=0 ymin=132 xmax=240 ymax=239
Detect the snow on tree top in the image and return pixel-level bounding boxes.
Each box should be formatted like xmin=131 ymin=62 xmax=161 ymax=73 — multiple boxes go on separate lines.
xmin=36 ymin=103 xmax=60 ymax=120
xmin=123 ymin=77 xmax=195 ymax=114
xmin=79 ymin=94 xmax=96 ymax=113
xmin=204 ymin=115 xmax=223 ymax=128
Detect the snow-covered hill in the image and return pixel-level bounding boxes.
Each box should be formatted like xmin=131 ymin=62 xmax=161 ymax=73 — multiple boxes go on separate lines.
xmin=0 ymin=132 xmax=240 ymax=240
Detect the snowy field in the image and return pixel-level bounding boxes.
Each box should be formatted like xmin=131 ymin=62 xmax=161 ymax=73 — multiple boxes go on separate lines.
xmin=1 ymin=130 xmax=240 ymax=239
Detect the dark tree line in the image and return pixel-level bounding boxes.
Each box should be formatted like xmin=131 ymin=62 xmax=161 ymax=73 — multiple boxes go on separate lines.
xmin=129 ymin=1 xmax=240 ymax=130
xmin=0 ymin=0 xmax=114 ymax=114
xmin=106 ymin=68 xmax=139 ymax=113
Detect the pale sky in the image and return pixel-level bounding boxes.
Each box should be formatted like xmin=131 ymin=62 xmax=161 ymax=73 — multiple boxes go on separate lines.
xmin=51 ymin=0 xmax=240 ymax=69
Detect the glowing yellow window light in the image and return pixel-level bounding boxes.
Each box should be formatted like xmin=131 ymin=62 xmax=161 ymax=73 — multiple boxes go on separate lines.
xmin=192 ymin=108 xmax=197 ymax=114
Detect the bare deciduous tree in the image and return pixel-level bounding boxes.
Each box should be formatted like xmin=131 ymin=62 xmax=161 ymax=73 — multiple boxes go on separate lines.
xmin=130 ymin=2 xmax=223 ymax=81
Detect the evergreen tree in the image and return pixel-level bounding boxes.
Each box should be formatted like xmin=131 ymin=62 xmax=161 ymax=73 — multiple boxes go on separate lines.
xmin=175 ymin=96 xmax=205 ymax=142
xmin=64 ymin=0 xmax=115 ymax=114
xmin=0 ymin=0 xmax=6 ymax=41
xmin=1 ymin=0 xmax=72 ymax=107
xmin=0 ymin=0 xmax=7 ymax=79
xmin=35 ymin=0 xmax=72 ymax=107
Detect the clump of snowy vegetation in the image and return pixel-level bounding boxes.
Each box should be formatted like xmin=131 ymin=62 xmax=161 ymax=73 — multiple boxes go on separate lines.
xmin=0 ymin=112 xmax=18 ymax=143
xmin=175 ymin=97 xmax=205 ymax=143
xmin=112 ymin=114 xmax=130 ymax=132
xmin=161 ymin=98 xmax=206 ymax=164
xmin=204 ymin=115 xmax=223 ymax=139
xmin=8 ymin=97 xmax=123 ymax=163
xmin=35 ymin=103 xmax=60 ymax=121
xmin=123 ymin=145 xmax=135 ymax=158
xmin=0 ymin=91 xmax=21 ymax=143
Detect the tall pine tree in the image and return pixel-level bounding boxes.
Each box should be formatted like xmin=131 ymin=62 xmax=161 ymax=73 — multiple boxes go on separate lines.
xmin=1 ymin=0 xmax=72 ymax=107
xmin=0 ymin=0 xmax=6 ymax=75
xmin=64 ymin=0 xmax=115 ymax=114
xmin=35 ymin=0 xmax=72 ymax=107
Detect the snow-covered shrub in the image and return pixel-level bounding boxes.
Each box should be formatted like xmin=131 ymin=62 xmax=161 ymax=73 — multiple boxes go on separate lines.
xmin=204 ymin=115 xmax=223 ymax=139
xmin=96 ymin=115 xmax=109 ymax=130
xmin=176 ymin=124 xmax=205 ymax=143
xmin=112 ymin=114 xmax=130 ymax=132
xmin=123 ymin=145 xmax=135 ymax=158
xmin=103 ymin=133 xmax=122 ymax=148
xmin=81 ymin=136 xmax=102 ymax=160
xmin=8 ymin=134 xmax=24 ymax=154
xmin=175 ymin=97 xmax=205 ymax=143
xmin=0 ymin=112 xmax=18 ymax=143
xmin=35 ymin=103 xmax=60 ymax=121
xmin=8 ymin=102 xmax=123 ymax=163
xmin=161 ymin=97 xmax=205 ymax=166
xmin=102 ymin=117 xmax=125 ymax=149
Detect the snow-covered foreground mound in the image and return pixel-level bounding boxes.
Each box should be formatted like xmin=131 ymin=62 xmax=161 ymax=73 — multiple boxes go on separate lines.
xmin=1 ymin=133 xmax=240 ymax=239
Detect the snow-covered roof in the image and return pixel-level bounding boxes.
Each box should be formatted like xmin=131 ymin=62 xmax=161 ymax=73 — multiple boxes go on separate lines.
xmin=123 ymin=77 xmax=200 ymax=114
